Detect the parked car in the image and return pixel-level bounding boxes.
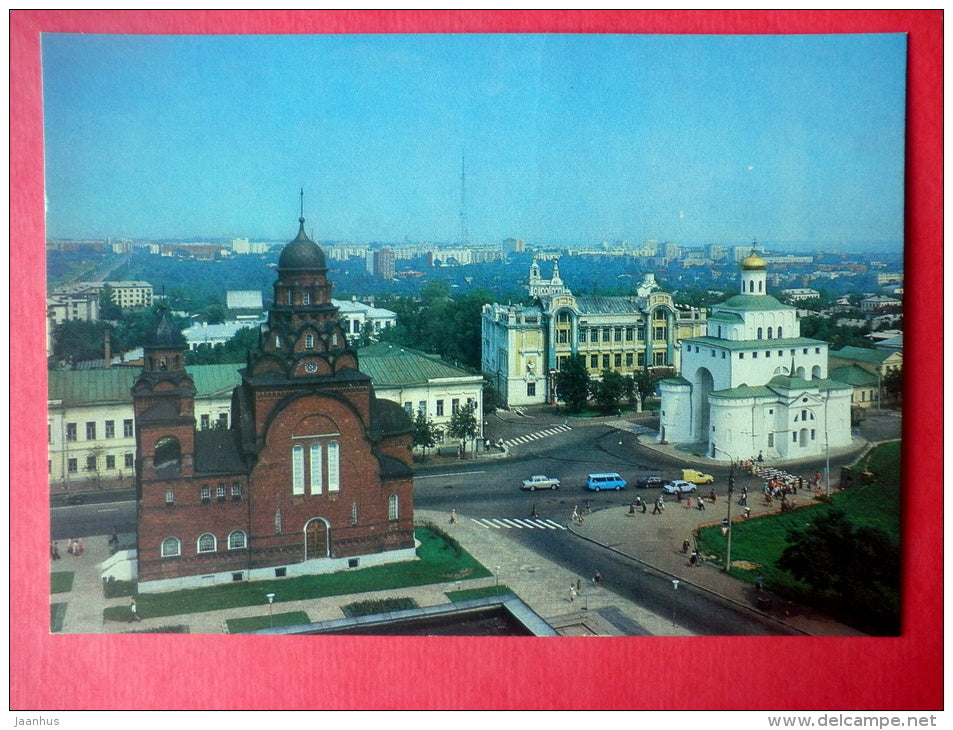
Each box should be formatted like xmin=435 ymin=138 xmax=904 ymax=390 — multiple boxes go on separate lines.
xmin=682 ymin=469 xmax=715 ymax=484
xmin=586 ymin=473 xmax=627 ymax=491
xmin=64 ymin=492 xmax=85 ymax=505
xmin=521 ymin=474 xmax=560 ymax=491
xmin=636 ymin=475 xmax=664 ymax=489
xmin=662 ymin=479 xmax=697 ymax=495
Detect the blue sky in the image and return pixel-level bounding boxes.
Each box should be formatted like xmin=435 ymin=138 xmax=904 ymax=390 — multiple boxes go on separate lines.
xmin=41 ymin=33 xmax=907 ymax=248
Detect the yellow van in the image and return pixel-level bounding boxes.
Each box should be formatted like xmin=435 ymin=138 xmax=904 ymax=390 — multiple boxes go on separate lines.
xmin=682 ymin=469 xmax=714 ymax=484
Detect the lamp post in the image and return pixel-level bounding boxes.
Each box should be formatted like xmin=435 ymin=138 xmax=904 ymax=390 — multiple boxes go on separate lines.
xmin=671 ymin=579 xmax=679 ymax=627
xmin=714 ymin=446 xmax=735 ymax=573
xmin=494 ymin=565 xmax=500 ymax=586
xmin=266 ymin=592 xmax=275 ymax=629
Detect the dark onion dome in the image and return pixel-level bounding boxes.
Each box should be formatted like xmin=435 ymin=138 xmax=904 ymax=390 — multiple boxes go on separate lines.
xmin=278 ymin=216 xmax=327 ymax=270
xmin=145 ymin=310 xmax=186 ymax=349
xmin=741 ymin=251 xmax=767 ymax=270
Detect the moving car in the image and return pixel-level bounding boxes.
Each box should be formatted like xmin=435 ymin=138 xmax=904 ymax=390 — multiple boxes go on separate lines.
xmin=662 ymin=479 xmax=697 ymax=495
xmin=586 ymin=473 xmax=627 ymax=491
xmin=636 ymin=475 xmax=664 ymax=489
xmin=682 ymin=469 xmax=715 ymax=484
xmin=521 ymin=474 xmax=560 ymax=491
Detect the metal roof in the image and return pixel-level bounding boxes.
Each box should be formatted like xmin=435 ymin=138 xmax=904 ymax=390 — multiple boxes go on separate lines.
xmin=358 ymin=343 xmax=480 ymax=387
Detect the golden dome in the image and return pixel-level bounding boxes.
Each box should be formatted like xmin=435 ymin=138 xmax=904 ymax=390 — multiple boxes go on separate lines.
xmin=741 ymin=251 xmax=767 ymax=270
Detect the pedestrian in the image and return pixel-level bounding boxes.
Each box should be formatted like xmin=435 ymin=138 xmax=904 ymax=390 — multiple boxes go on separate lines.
xmin=681 ymin=539 xmax=691 ymax=554
xmin=576 ymin=579 xmax=582 ymax=594
xmin=50 ymin=542 xmax=60 ymax=560
xmin=628 ymin=501 xmax=635 ymax=515
xmin=592 ymin=570 xmax=602 ymax=586
xmin=757 ymin=450 xmax=764 ymax=463
xmin=685 ymin=495 xmax=692 ymax=509
xmin=676 ymin=489 xmax=682 ymax=503
xmin=129 ymin=598 xmax=141 ymax=622
xmin=740 ymin=486 xmax=748 ymax=506
xmin=531 ymin=503 xmax=538 ymax=519
xmin=697 ymin=496 xmax=706 ymax=510
xmin=652 ymin=497 xmax=662 ymax=515
xmin=755 ymin=575 xmax=763 ymax=592
xmin=66 ymin=539 xmax=74 ymax=555
xmin=743 ymin=507 xmax=751 ymax=519
xmin=689 ymin=551 xmax=698 ymax=568
xmin=76 ymin=538 xmax=85 ymax=555
xmin=108 ymin=526 xmax=119 ymax=545
xmin=569 ymin=585 xmax=576 ymax=603
xmin=449 ymin=509 xmax=456 ymax=524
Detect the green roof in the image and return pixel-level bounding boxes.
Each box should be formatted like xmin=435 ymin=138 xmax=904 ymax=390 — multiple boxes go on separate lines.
xmin=358 ymin=343 xmax=480 ymax=387
xmin=48 ymin=364 xmax=242 ymax=406
xmin=717 ymin=294 xmax=792 ymax=312
xmin=709 ymin=376 xmax=850 ymax=400
xmin=683 ymin=336 xmax=826 ymax=351
xmin=707 ymin=311 xmax=744 ymax=323
xmin=829 ymin=365 xmax=879 ymax=387
xmin=830 ymin=346 xmax=894 ymax=364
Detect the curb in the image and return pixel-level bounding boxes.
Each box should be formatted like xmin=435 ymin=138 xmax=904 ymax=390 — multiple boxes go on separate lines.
xmin=566 ymin=510 xmax=813 ymax=636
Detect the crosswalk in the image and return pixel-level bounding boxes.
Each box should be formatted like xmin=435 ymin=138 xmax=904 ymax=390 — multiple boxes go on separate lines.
xmin=501 ymin=423 xmax=571 ymax=448
xmin=469 ymin=517 xmax=567 ymax=530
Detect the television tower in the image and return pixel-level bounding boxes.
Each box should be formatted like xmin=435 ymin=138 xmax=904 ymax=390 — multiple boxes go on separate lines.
xmin=458 ymin=155 xmax=470 ymax=245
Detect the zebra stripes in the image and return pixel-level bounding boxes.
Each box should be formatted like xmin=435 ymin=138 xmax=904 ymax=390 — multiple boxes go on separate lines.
xmin=469 ymin=517 xmax=567 ymax=530
xmin=501 ymin=424 xmax=571 ymax=448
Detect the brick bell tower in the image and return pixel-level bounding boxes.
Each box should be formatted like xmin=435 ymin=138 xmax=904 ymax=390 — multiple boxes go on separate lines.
xmin=233 ymin=194 xmax=416 ymax=575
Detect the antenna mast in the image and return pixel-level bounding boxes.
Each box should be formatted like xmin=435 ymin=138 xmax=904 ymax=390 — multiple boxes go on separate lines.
xmin=458 ymin=156 xmax=469 ymax=245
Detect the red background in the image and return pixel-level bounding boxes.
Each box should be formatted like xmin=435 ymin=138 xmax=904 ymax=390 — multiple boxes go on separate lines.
xmin=10 ymin=10 xmax=942 ymax=711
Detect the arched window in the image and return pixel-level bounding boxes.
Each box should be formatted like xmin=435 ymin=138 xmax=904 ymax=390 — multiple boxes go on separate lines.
xmin=758 ymin=280 xmax=763 ymax=293
xmin=302 ymin=291 xmax=311 ymax=305
xmin=351 ymin=501 xmax=358 ymax=525
xmin=305 ymin=333 xmax=315 ymax=349
xmin=327 ymin=441 xmax=340 ymax=492
xmin=388 ymin=494 xmax=399 ymax=521
xmin=757 ymin=327 xmax=763 ymax=339
xmin=310 ymin=443 xmax=323 ymax=494
xmin=767 ymin=327 xmax=773 ymax=339
xmin=749 ymin=280 xmax=754 ymax=293
xmin=227 ymin=530 xmax=247 ymax=550
xmin=777 ymin=326 xmax=783 ymax=338
xmin=292 ymin=444 xmax=305 ymax=494
xmin=161 ymin=537 xmax=180 ymax=558
xmin=197 ymin=533 xmax=217 ymax=553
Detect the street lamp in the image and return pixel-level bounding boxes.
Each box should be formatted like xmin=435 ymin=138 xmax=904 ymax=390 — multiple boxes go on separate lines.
xmin=266 ymin=592 xmax=275 ymax=628
xmin=713 ymin=446 xmax=735 ymax=573
xmin=671 ymin=579 xmax=679 ymax=627
xmin=494 ymin=565 xmax=501 ymax=586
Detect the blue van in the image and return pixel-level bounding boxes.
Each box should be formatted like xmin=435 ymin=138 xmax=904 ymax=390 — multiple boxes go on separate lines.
xmin=586 ymin=473 xmax=627 ymax=491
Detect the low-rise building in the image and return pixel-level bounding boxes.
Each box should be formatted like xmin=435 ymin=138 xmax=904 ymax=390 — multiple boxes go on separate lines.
xmin=358 ymin=342 xmax=484 ymax=446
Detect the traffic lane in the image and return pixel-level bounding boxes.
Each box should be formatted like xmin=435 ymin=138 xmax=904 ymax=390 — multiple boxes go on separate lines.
xmin=509 ymin=527 xmax=799 ymax=636
xmin=51 ymin=500 xmax=135 ymax=541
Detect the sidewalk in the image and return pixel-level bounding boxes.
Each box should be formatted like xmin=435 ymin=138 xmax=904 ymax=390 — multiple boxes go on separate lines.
xmin=49 ymin=510 xmax=695 ymax=636
xmin=569 ymin=500 xmax=867 ymax=636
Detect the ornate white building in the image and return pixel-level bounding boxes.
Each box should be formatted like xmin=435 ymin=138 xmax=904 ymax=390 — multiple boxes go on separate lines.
xmin=659 ymin=251 xmax=852 ymax=461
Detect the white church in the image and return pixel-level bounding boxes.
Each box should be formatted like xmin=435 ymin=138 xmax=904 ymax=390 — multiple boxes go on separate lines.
xmin=658 ymin=250 xmax=853 ymax=462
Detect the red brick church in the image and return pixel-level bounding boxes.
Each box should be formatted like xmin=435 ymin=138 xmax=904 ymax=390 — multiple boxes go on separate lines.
xmin=132 ymin=212 xmax=416 ymax=592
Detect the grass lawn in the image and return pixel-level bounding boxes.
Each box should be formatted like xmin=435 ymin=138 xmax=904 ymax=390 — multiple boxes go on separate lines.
xmin=50 ymin=603 xmax=67 ymax=632
xmin=104 ymin=525 xmax=491 ymax=622
xmin=51 ymin=571 xmax=74 ymax=594
xmin=697 ymin=441 xmax=901 ymax=608
xmin=226 ymin=611 xmax=311 ymax=633
xmin=446 ymin=585 xmax=515 ymax=602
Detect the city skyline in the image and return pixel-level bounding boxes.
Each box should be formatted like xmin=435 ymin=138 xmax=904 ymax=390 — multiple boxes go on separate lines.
xmin=42 ymin=33 xmax=907 ymax=248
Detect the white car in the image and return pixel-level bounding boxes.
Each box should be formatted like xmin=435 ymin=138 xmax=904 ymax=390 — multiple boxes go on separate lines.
xmin=521 ymin=474 xmax=560 ymax=491
xmin=662 ymin=479 xmax=697 ymax=495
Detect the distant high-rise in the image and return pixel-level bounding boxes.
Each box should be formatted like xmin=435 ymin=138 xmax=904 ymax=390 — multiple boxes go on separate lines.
xmin=374 ymin=249 xmax=396 ymax=280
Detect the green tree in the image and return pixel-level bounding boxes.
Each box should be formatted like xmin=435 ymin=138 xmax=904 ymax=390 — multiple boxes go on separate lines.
xmin=481 ymin=378 xmax=504 ymax=414
xmin=592 ymin=369 xmax=627 ymax=414
xmin=98 ymin=284 xmax=123 ymax=320
xmin=51 ymin=319 xmax=112 ymax=365
xmin=776 ymin=510 xmax=900 ymax=635
xmin=412 ymin=410 xmax=437 ymax=461
xmin=882 ymin=367 xmax=902 ymax=403
xmin=632 ymin=367 xmax=663 ymax=405
xmin=447 ymin=404 xmax=478 ymax=456
xmin=555 ymin=354 xmax=591 ymax=413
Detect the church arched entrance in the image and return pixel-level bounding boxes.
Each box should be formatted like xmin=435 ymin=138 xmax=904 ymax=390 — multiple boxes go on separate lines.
xmin=691 ymin=368 xmax=714 ymax=442
xmin=304 ymin=518 xmax=330 ymax=560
